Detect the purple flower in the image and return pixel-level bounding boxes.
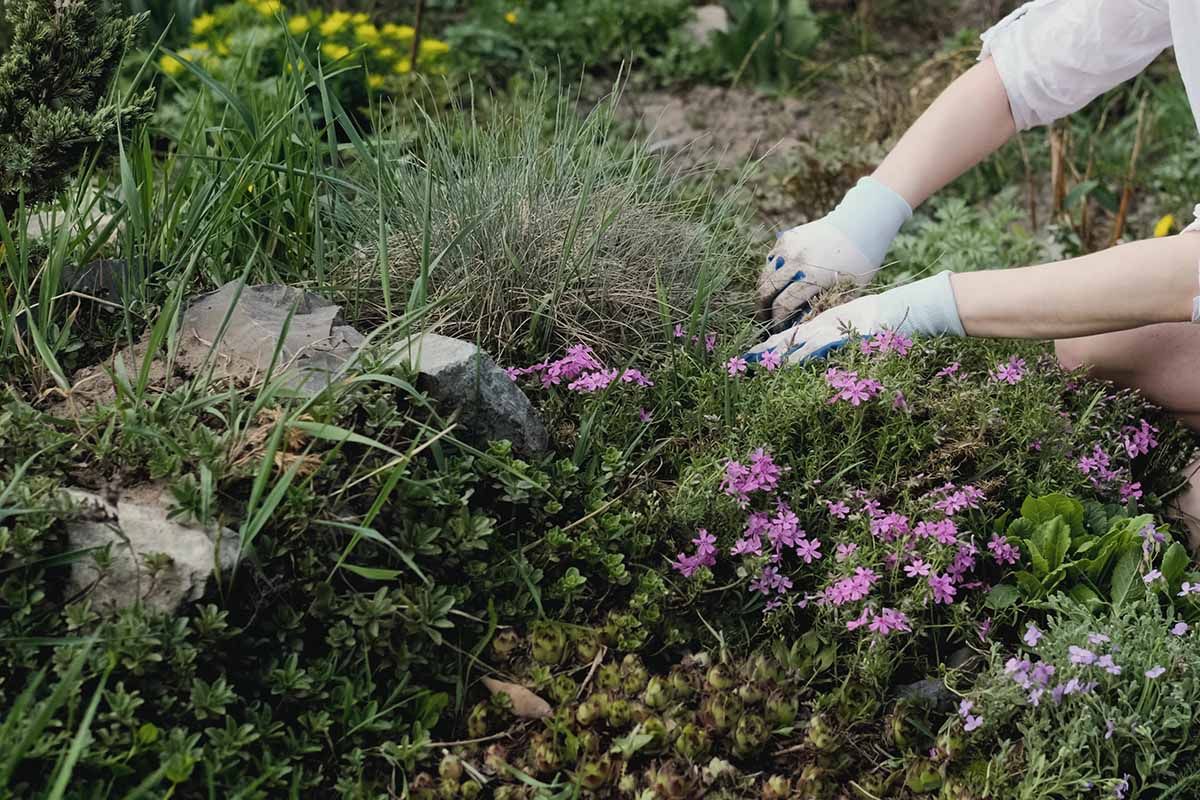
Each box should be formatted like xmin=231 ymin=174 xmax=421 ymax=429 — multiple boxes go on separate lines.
xmin=1023 ymin=624 xmax=1044 ymax=647
xmin=824 ymin=368 xmax=883 ymax=406
xmin=761 ymin=349 xmax=782 ymax=372
xmin=1096 ymin=654 xmax=1121 ymax=675
xmin=935 ymin=362 xmax=960 ymax=378
xmin=1122 ymin=419 xmax=1159 ymax=458
xmin=928 ymin=573 xmax=957 ymax=604
xmin=569 ymin=368 xmax=620 ymax=392
xmin=638 ymin=407 xmax=653 ymax=423
xmin=988 ymin=533 xmax=1021 ymax=565
xmin=726 ymin=356 xmax=747 ymax=377
xmin=1031 ymin=662 xmax=1055 ymax=686
xmin=892 ymin=391 xmax=910 ymax=412
xmin=869 ymin=607 xmax=912 ymax=635
xmin=957 ymin=700 xmax=984 ymax=732
xmin=670 ymin=528 xmax=719 ymax=577
xmin=1179 ymin=582 xmax=1200 ymax=597
xmin=621 ymin=368 xmax=654 ymax=387
xmin=861 ymin=329 xmax=912 ymax=357
xmin=990 ymin=356 xmax=1027 ymax=384
xmin=826 ymin=500 xmax=850 ymax=519
xmin=1172 ymin=621 xmax=1190 ymax=636
xmin=1087 ymin=633 xmax=1111 ymax=645
xmin=1105 ymin=719 xmax=1115 ymax=740
xmin=795 ymin=538 xmax=823 ymax=564
xmin=720 ymin=448 xmax=783 ymax=505
xmin=1145 ymin=665 xmax=1166 ymax=679
xmin=673 ymin=323 xmax=685 ymax=339
xmin=1119 ymin=481 xmax=1143 ymax=502
xmin=705 ymin=333 xmax=717 ymax=353
xmin=1144 ymin=569 xmax=1162 ymax=584
xmin=1068 ymin=646 xmax=1096 ymax=665
xmin=904 ymin=559 xmax=931 ymax=578
xmin=835 ymin=542 xmax=857 ymax=562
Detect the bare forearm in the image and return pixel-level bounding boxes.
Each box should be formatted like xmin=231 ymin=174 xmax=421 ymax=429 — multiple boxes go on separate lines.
xmin=872 ymin=59 xmax=1017 ymax=209
xmin=952 ymin=236 xmax=1200 ymax=339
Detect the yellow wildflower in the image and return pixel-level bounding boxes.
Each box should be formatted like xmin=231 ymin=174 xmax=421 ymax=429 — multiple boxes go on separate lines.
xmin=216 ymin=39 xmax=231 ymax=55
xmin=159 ymin=54 xmax=184 ymax=76
xmin=351 ymin=12 xmax=368 ymax=24
xmin=368 ymin=73 xmax=384 ymax=89
xmin=319 ymin=11 xmax=350 ymax=36
xmin=322 ymin=42 xmax=351 ymax=61
xmin=191 ymin=13 xmax=216 ymax=35
xmin=252 ymin=0 xmax=283 ymax=16
xmin=1155 ymin=214 xmax=1176 ymax=238
xmin=504 ymin=10 xmax=518 ymax=24
xmin=288 ymin=15 xmax=311 ymax=34
xmin=382 ymin=23 xmax=414 ymax=40
xmin=377 ymin=46 xmax=396 ymax=60
xmin=419 ymin=38 xmax=449 ymax=58
xmin=392 ymin=58 xmax=412 ymax=74
xmin=189 ymin=40 xmax=209 ymax=51
xmin=355 ymin=23 xmax=380 ymax=43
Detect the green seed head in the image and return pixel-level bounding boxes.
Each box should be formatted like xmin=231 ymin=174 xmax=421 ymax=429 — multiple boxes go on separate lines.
xmin=491 ymin=630 xmax=522 ymax=662
xmin=597 ymin=663 xmax=623 ymax=692
xmin=466 ymin=702 xmax=490 ymax=739
xmin=705 ymin=664 xmax=735 ymax=691
xmin=765 ymin=691 xmax=798 ymax=727
xmin=673 ymin=722 xmax=711 ymax=761
xmin=641 ymin=715 xmax=669 ymax=754
xmin=438 ymin=754 xmax=463 ymax=782
xmin=530 ymin=622 xmax=567 ymax=665
xmin=643 ymin=676 xmax=672 ymax=709
xmin=761 ymin=775 xmax=792 ymax=800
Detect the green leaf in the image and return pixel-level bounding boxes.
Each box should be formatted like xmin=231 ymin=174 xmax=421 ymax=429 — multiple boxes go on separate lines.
xmin=610 ymin=724 xmax=655 ymax=758
xmin=985 ymin=584 xmax=1021 ymax=610
xmin=1068 ymin=584 xmax=1103 ymax=609
xmin=1110 ymin=548 xmax=1143 ymax=609
xmin=1015 ymin=571 xmax=1042 ymax=598
xmin=342 ymin=564 xmax=404 ymax=581
xmin=1021 ymin=494 xmax=1084 ymax=536
xmin=1030 ymin=518 xmax=1071 ymax=573
xmin=1025 ymin=539 xmax=1050 ymax=578
xmin=1161 ymin=542 xmax=1190 ymax=589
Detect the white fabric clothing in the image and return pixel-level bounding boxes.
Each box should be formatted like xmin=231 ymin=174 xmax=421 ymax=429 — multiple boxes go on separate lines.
xmin=979 ymin=0 xmax=1200 ymax=317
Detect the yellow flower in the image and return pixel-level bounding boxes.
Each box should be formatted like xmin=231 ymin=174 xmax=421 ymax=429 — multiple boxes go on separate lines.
xmin=191 ymin=13 xmax=216 ymax=35
xmin=322 ymin=42 xmax=351 ymax=61
xmin=382 ymin=23 xmax=414 ymax=40
xmin=392 ymin=58 xmax=412 ymax=74
xmin=419 ymin=38 xmax=449 ymax=58
xmin=1155 ymin=214 xmax=1176 ymax=238
xmin=355 ymin=23 xmax=380 ymax=43
xmin=504 ymin=10 xmax=518 ymax=24
xmin=252 ymin=0 xmax=283 ymax=16
xmin=368 ymin=73 xmax=384 ymax=89
xmin=351 ymin=12 xmax=368 ymax=24
xmin=216 ymin=39 xmax=231 ymax=55
xmin=159 ymin=54 xmax=184 ymax=76
xmin=288 ymin=15 xmax=310 ymax=34
xmin=319 ymin=11 xmax=350 ymax=36
xmin=377 ymin=46 xmax=396 ymax=60
xmin=189 ymin=40 xmax=209 ymax=51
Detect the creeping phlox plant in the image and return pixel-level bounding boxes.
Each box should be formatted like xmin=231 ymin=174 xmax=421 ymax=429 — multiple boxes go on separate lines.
xmin=958 ymin=597 xmax=1200 ymax=799
xmin=506 ymin=344 xmax=654 ymax=393
xmin=159 ymin=0 xmax=450 ymax=95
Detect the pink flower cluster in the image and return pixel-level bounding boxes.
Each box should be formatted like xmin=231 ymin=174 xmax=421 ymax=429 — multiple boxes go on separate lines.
xmin=923 ymin=483 xmax=985 ymax=517
xmin=990 ymin=356 xmax=1027 ymax=385
xmin=507 ymin=344 xmax=654 ymax=394
xmin=860 ymin=329 xmax=912 ymax=357
xmin=720 ymin=448 xmax=784 ymax=506
xmin=958 ymin=699 xmax=983 ymax=732
xmin=1122 ymin=419 xmax=1159 ymax=458
xmin=846 ymin=605 xmax=911 ymax=636
xmin=670 ymin=528 xmax=717 ymax=578
xmin=824 ymin=567 xmax=880 ymax=605
xmin=987 ymin=533 xmax=1021 ymax=565
xmin=674 ymin=324 xmax=718 ymax=353
xmin=825 ymin=368 xmax=884 ymax=406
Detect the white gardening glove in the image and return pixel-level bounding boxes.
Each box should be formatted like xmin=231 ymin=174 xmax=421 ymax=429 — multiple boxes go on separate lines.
xmin=758 ymin=177 xmax=913 ymax=329
xmin=747 ymin=271 xmax=966 ymax=364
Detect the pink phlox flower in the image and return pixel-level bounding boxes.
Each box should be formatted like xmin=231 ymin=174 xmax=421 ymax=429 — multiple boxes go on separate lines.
xmin=1119 ymin=481 xmax=1143 ymax=502
xmin=826 ymin=500 xmax=850 ymax=519
xmin=957 ymin=699 xmax=983 ymax=731
xmin=621 ymin=368 xmax=654 ymax=387
xmin=705 ymin=333 xmax=718 ymax=352
xmin=990 ymin=356 xmax=1027 ymax=384
xmin=719 ymin=448 xmax=782 ymax=505
xmin=671 ymin=528 xmax=718 ymax=577
xmin=935 ymin=362 xmax=961 ymax=378
xmin=1068 ymin=645 xmax=1096 ymax=665
xmin=947 ymin=543 xmax=978 ymax=580
xmin=861 ymin=329 xmax=912 ymax=357
xmin=835 ymin=542 xmax=858 ymax=562
xmin=846 ymin=607 xmax=873 ymax=631
xmin=915 ymin=518 xmax=959 ymax=545
xmin=750 ymin=565 xmax=792 ymax=596
xmin=1146 ymin=665 xmax=1166 ymax=679
xmin=726 ymin=356 xmax=747 ymax=377
xmin=1122 ymin=419 xmax=1159 ymax=458
xmin=504 ymin=366 xmax=522 ymax=381
xmin=763 ymin=598 xmax=782 ymax=612
xmin=761 ymin=349 xmax=782 ymax=371
xmin=569 ymin=368 xmax=620 ymax=392
xmin=870 ymin=512 xmax=910 ymax=542
xmin=978 ymin=617 xmax=992 ymax=641
xmin=928 ymin=572 xmax=957 ymax=604
xmin=673 ymin=323 xmax=685 ymax=339
xmin=1028 ymin=688 xmax=1044 ymax=706
xmin=1029 ymin=440 xmax=1042 ymax=452
xmin=988 ymin=533 xmax=1021 ymax=565
xmin=861 ymin=498 xmax=883 ymax=518
xmin=905 ymin=558 xmax=932 ymax=578
xmin=795 ymin=538 xmax=823 ymax=564
xmin=1077 ymin=444 xmax=1122 ymax=487
xmin=892 ymin=391 xmax=910 ymax=412
xmin=1023 ymin=624 xmax=1044 ymax=647
xmin=730 ymin=534 xmax=762 ymax=557
xmin=869 ymin=607 xmax=911 ymax=635
xmin=824 ymin=368 xmax=883 ymax=405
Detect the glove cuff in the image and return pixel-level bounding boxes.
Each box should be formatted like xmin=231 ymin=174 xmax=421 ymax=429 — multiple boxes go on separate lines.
xmin=882 ymin=271 xmax=966 ymax=338
xmin=823 ymin=177 xmax=913 ymax=268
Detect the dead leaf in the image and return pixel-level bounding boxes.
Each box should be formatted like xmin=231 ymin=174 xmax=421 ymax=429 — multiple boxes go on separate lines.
xmin=481 ymin=677 xmax=552 ymax=719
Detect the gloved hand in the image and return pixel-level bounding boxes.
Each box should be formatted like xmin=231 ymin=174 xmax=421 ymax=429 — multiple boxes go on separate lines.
xmin=748 ymin=271 xmax=966 ymax=364
xmin=758 ymin=177 xmax=914 ymax=329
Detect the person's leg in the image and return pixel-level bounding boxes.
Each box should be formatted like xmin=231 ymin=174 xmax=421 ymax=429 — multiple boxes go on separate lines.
xmin=1055 ymin=324 xmax=1200 ymax=547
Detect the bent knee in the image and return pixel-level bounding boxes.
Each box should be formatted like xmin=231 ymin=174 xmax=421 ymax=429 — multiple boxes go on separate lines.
xmin=1054 ymin=337 xmax=1097 ymax=374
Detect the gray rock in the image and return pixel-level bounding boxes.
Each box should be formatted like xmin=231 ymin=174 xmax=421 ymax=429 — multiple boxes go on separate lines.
xmin=65 ymin=485 xmax=240 ymax=616
xmin=387 ymin=333 xmax=549 ymax=456
xmin=180 ymin=282 xmax=366 ymax=396
xmin=895 ymin=678 xmax=955 ymax=709
xmin=62 ymin=259 xmax=131 ymax=304
xmin=684 ymin=5 xmax=730 ymax=44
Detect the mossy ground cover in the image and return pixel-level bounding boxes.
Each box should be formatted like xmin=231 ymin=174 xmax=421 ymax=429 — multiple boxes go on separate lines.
xmin=3 ymin=1 xmax=1200 ymax=798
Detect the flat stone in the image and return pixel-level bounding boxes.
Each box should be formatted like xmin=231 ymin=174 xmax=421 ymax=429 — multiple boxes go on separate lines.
xmin=387 ymin=333 xmax=549 ymax=457
xmin=65 ymin=485 xmax=240 ymax=616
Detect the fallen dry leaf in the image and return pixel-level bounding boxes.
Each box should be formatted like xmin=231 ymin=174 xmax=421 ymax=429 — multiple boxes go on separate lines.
xmin=481 ymin=677 xmax=552 ymax=719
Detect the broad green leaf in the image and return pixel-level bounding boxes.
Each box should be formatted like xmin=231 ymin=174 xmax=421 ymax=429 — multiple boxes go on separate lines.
xmin=1068 ymin=584 xmax=1103 ymax=609
xmin=1161 ymin=542 xmax=1190 ymax=588
xmin=1021 ymin=494 xmax=1084 ymax=536
xmin=1030 ymin=518 xmax=1071 ymax=572
xmin=1025 ymin=540 xmax=1050 ymax=578
xmin=1015 ymin=571 xmax=1042 ymax=598
xmin=342 ymin=564 xmax=404 ymax=581
xmin=985 ymin=584 xmax=1021 ymax=610
xmin=1110 ymin=548 xmax=1142 ymax=609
